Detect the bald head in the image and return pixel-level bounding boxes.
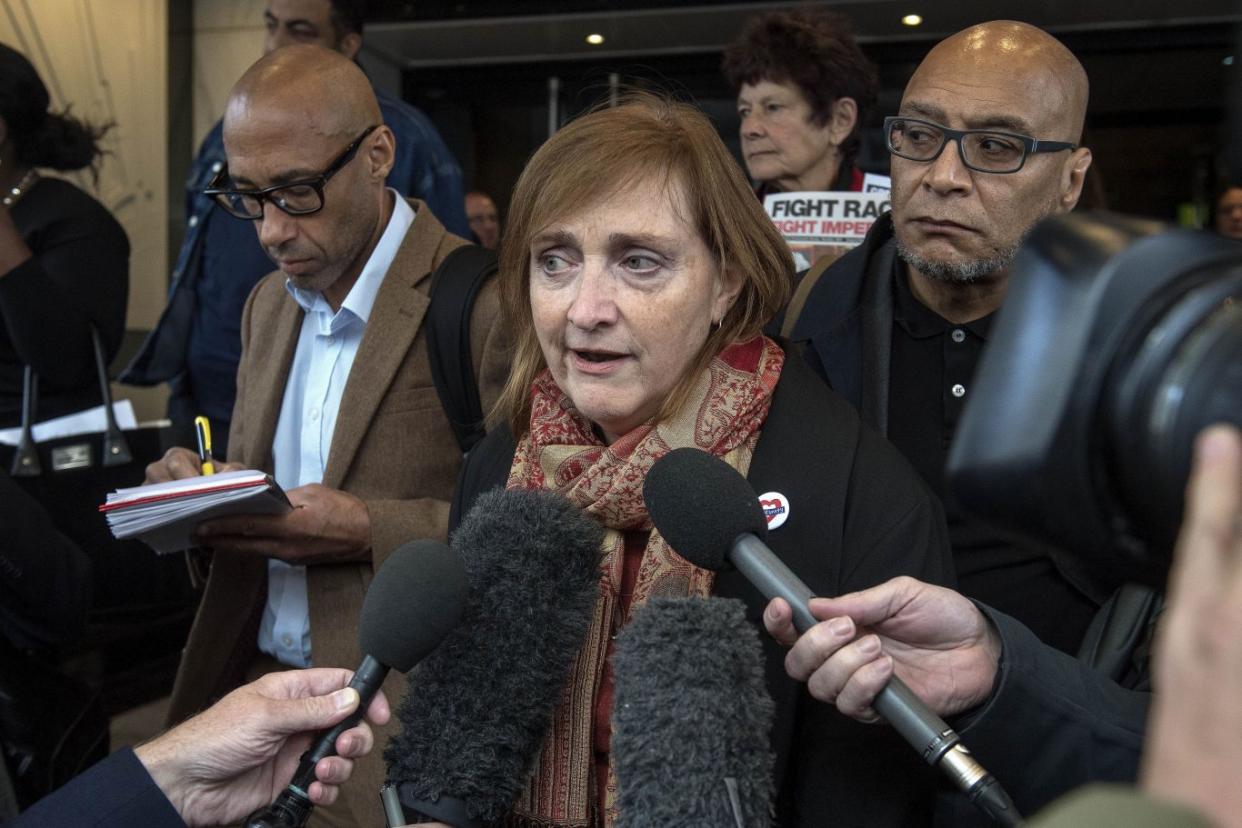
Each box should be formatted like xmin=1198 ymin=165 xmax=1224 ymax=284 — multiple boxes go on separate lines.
xmin=225 ymin=44 xmax=380 ymax=141
xmin=913 ymin=21 xmax=1088 ymax=142
xmin=217 ymin=43 xmax=397 ymax=308
xmin=888 ymin=21 xmax=1094 ymax=322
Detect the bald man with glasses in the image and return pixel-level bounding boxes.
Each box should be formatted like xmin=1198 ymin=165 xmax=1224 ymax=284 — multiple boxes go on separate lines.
xmin=144 ymin=45 xmax=509 ymax=828
xmin=788 ymin=19 xmax=1100 ymax=656
xmin=768 ymin=20 xmax=1161 ymax=824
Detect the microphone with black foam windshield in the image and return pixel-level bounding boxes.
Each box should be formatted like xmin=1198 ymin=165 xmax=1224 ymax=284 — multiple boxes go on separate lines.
xmin=244 ymin=539 xmax=468 ymax=828
xmin=643 ymin=448 xmax=1022 ymax=827
xmin=612 ymin=596 xmax=774 ymax=828
xmin=385 ymin=487 xmax=604 ymax=827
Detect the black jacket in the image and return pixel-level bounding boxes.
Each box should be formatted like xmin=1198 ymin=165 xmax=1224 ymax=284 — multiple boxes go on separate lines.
xmin=452 ymin=351 xmax=955 ymax=827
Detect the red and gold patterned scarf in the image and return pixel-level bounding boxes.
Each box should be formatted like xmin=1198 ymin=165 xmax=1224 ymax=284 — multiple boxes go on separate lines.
xmin=503 ymin=336 xmax=784 ymax=827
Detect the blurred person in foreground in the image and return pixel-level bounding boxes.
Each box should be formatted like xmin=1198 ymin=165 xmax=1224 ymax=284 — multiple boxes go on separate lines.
xmin=465 ymin=190 xmax=500 ymax=250
xmin=450 ymin=92 xmax=954 ymax=826
xmin=723 ymin=8 xmax=879 ymax=197
xmin=143 ymin=45 xmax=508 ymax=828
xmin=122 ymin=0 xmax=468 ymax=458
xmin=12 ymin=668 xmax=388 ymax=827
xmin=0 ymin=43 xmax=127 ymax=427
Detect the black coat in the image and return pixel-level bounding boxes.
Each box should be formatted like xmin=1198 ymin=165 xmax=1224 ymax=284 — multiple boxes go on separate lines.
xmin=452 ymin=350 xmax=955 ymax=827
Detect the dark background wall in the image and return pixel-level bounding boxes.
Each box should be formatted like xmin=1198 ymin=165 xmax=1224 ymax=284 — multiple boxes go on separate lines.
xmin=359 ymin=2 xmax=1240 ymax=226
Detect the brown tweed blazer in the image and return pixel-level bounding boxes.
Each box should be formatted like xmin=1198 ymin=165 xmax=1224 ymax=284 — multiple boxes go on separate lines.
xmin=165 ymin=201 xmax=509 ymax=825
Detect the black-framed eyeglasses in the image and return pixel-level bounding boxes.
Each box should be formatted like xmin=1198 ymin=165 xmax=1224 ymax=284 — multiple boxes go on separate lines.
xmin=204 ymin=125 xmax=379 ymax=220
xmin=884 ymin=116 xmax=1076 ymax=174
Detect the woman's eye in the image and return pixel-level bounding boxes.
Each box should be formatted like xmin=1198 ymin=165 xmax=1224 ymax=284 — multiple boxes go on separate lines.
xmin=765 ymin=103 xmax=783 ymax=113
xmin=539 ymin=254 xmax=572 ymax=274
xmin=622 ymin=254 xmax=660 ymax=272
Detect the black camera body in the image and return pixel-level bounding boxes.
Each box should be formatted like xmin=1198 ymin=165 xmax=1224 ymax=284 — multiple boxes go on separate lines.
xmin=948 ymin=212 xmax=1242 ymax=585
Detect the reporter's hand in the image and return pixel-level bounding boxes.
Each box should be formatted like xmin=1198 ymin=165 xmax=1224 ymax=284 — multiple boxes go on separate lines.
xmin=764 ymin=576 xmax=1001 ymax=723
xmin=144 ymin=447 xmax=244 ymax=483
xmin=195 ymin=482 xmax=372 ymax=563
xmin=134 ymin=667 xmax=390 ymax=828
xmin=1142 ymin=425 xmax=1242 ymax=828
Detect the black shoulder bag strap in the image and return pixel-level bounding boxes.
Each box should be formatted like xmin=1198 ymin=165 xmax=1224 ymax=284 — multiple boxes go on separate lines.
xmin=426 ymin=244 xmax=498 ymax=455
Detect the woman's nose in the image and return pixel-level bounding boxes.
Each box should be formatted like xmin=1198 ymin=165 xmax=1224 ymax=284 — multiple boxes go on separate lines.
xmin=566 ymin=261 xmax=618 ymax=330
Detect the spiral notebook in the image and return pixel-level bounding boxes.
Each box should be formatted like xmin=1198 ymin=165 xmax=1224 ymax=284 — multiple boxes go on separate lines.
xmin=101 ymin=469 xmax=291 ymax=554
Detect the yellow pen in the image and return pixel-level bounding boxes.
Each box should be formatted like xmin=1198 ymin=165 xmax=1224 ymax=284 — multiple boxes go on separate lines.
xmin=194 ymin=416 xmax=216 ymax=475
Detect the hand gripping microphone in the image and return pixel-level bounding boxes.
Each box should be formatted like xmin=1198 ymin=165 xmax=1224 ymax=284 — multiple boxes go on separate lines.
xmin=612 ymin=597 xmax=775 ymax=828
xmin=385 ymin=488 xmax=604 ymax=827
xmin=642 ymin=448 xmax=1022 ymax=827
xmin=245 ymin=539 xmax=468 ymax=828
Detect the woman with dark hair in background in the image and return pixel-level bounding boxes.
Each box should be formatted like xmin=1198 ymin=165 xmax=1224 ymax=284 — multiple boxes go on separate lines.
xmin=0 ymin=44 xmax=128 ymax=427
xmin=723 ymin=9 xmax=879 ymax=196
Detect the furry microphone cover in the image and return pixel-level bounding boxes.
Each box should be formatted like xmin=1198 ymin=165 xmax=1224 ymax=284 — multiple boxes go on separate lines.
xmin=384 ymin=487 xmax=604 ymax=823
xmin=612 ymin=596 xmax=775 ymax=828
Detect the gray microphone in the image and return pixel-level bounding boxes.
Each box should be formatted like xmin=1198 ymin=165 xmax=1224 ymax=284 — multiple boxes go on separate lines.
xmin=642 ymin=448 xmax=1022 ymax=827
xmin=612 ymin=597 xmax=774 ymax=828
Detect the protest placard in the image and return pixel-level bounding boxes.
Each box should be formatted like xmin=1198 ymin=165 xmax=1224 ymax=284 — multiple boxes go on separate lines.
xmin=763 ymin=191 xmax=891 ymax=269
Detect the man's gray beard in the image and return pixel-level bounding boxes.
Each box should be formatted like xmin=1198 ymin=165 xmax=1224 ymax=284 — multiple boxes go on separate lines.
xmin=895 ymin=241 xmax=1017 ymax=284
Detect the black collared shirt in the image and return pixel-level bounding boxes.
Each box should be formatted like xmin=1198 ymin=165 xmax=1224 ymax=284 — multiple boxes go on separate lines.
xmin=886 ymin=264 xmax=1097 ymax=655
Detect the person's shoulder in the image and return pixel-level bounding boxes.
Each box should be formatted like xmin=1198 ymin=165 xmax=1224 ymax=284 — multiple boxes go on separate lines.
xmin=790 ymin=212 xmax=895 ymax=338
xmin=768 ymin=345 xmax=862 ymax=429
xmin=767 ymin=345 xmax=932 ymax=511
xmin=27 ymin=176 xmax=102 ymax=214
xmin=23 ymin=177 xmax=128 ymax=243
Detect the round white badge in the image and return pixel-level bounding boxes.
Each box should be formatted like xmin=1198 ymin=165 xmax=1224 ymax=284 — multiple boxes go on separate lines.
xmin=757 ymin=491 xmax=790 ymax=530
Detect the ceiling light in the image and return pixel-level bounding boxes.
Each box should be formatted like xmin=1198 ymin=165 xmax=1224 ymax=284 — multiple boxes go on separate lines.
xmin=902 ymin=14 xmax=923 ymax=26
xmin=586 ymin=33 xmax=605 ymax=45
xmin=1225 ymin=55 xmax=1235 ymax=66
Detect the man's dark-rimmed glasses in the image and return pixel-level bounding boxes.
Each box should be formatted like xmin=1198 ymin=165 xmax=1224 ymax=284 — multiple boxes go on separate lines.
xmin=884 ymin=116 xmax=1076 ymax=174
xmin=204 ymin=125 xmax=379 ymax=220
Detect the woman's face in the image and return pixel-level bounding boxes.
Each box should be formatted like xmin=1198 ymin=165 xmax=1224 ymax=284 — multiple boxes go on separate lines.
xmin=737 ymin=79 xmax=839 ymax=192
xmin=529 ymin=177 xmax=742 ymax=442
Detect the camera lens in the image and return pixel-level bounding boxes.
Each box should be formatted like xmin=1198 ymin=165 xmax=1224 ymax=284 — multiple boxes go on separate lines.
xmin=1105 ymin=267 xmax=1242 ymax=561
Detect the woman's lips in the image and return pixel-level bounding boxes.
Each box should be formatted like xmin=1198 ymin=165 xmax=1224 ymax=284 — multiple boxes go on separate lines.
xmin=570 ymin=349 xmax=629 ymax=375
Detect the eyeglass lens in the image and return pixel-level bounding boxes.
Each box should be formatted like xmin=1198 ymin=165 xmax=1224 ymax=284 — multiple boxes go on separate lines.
xmin=888 ymin=119 xmax=1026 ymax=172
xmin=217 ymin=183 xmax=323 ymax=219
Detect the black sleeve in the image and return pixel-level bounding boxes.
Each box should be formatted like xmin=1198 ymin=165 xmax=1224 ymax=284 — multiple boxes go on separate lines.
xmin=0 ymin=471 xmax=92 ymax=649
xmin=954 ymin=606 xmax=1147 ymax=817
xmin=0 ymin=195 xmax=130 ymax=389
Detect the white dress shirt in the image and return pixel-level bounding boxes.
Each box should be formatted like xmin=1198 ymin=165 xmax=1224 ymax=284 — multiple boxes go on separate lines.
xmin=257 ymin=193 xmax=415 ymax=667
